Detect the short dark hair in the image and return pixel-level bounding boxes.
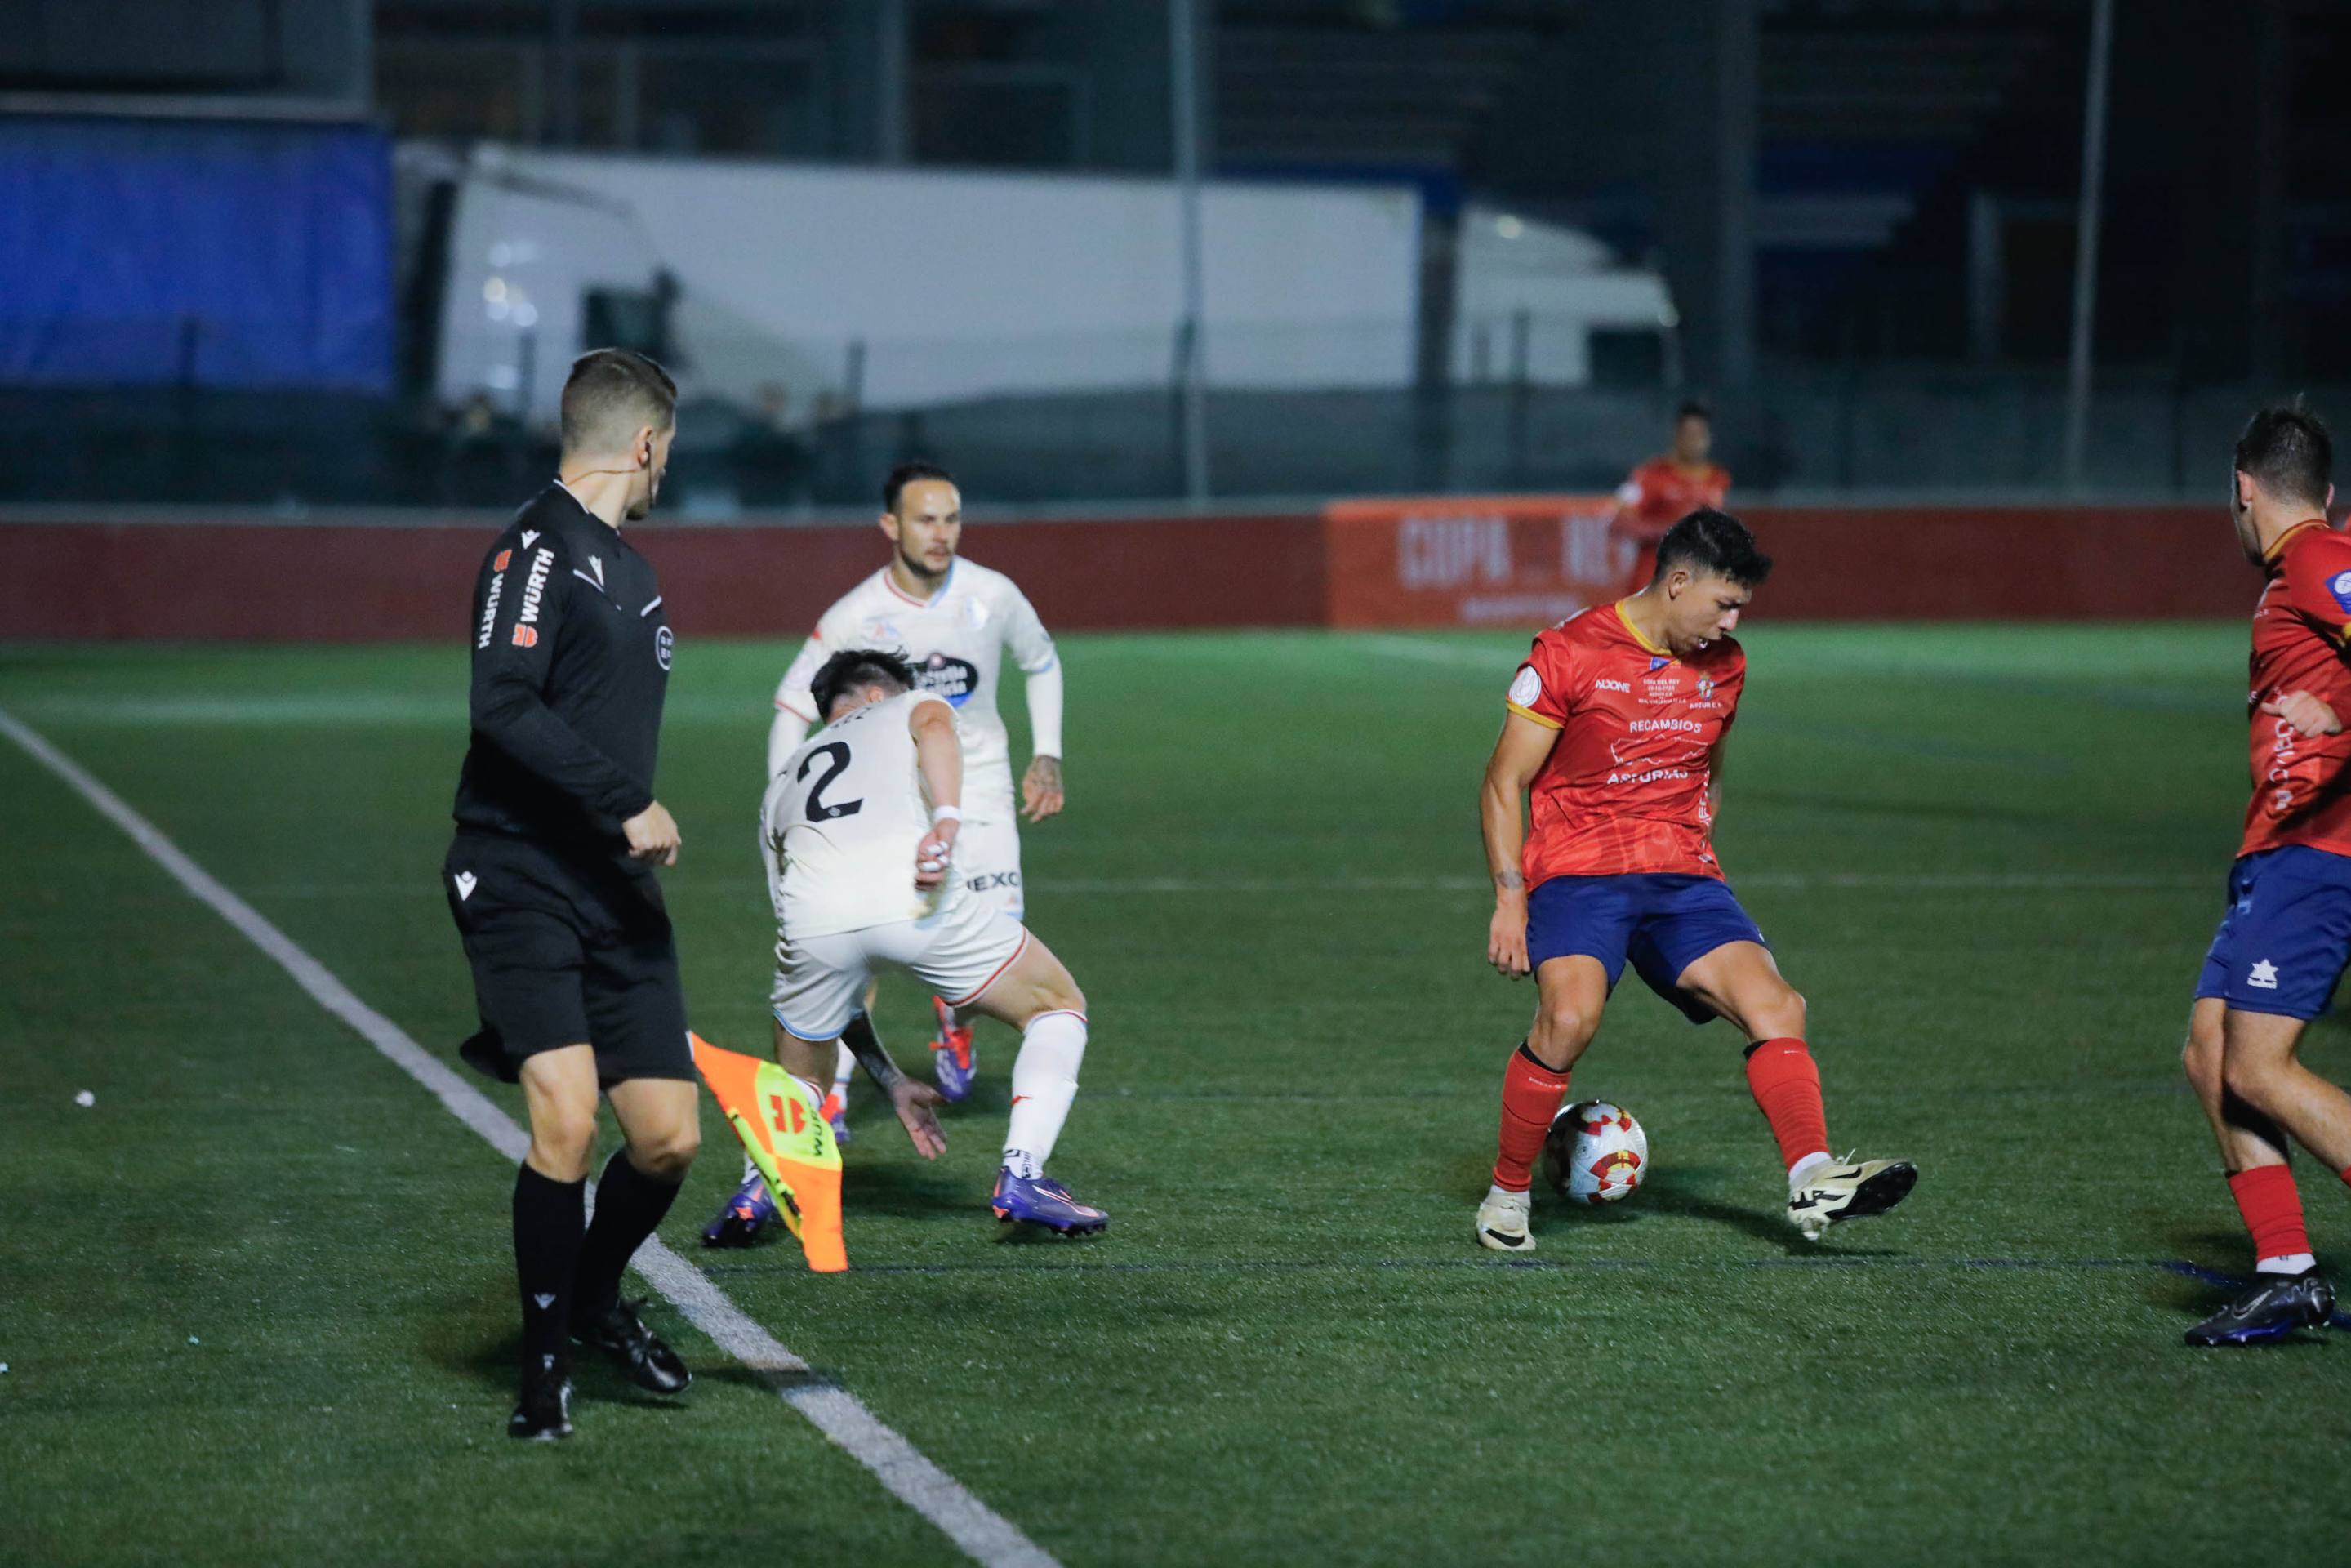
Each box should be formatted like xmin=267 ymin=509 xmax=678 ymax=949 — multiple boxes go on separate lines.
xmin=1676 ymin=399 xmax=1712 ymax=425
xmin=811 ymin=648 xmax=916 ymax=719
xmin=1654 ymin=507 xmax=1772 ymax=587
xmin=883 ymin=461 xmax=955 ymax=514
xmin=560 ymin=348 xmax=676 ymax=453
xmin=2235 ymin=404 xmax=2331 ymax=510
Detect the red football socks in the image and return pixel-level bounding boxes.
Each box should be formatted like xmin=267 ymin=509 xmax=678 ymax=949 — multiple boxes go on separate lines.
xmin=1492 ymin=1044 xmax=1574 ymax=1193
xmin=1744 ymin=1038 xmax=1829 ymax=1170
xmin=2230 ymin=1165 xmax=2312 ymax=1268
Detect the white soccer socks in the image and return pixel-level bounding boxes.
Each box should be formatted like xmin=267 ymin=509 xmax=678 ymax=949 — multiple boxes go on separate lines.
xmin=830 ymin=1041 xmax=857 ymax=1110
xmin=1001 ymin=1009 xmax=1086 ymax=1181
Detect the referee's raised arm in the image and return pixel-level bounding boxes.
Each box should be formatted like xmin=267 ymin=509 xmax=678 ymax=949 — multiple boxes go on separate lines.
xmin=442 ymin=347 xmax=702 ymax=1441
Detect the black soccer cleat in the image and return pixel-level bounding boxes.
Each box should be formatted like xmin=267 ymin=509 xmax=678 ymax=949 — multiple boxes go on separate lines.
xmin=2184 ymin=1269 xmax=2337 ymax=1348
xmin=571 ymin=1297 xmax=692 ymax=1393
xmin=509 ymin=1354 xmax=574 ymax=1441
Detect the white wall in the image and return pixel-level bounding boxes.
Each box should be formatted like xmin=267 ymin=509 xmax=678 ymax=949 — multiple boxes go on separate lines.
xmin=435 ymin=146 xmax=1423 ymax=419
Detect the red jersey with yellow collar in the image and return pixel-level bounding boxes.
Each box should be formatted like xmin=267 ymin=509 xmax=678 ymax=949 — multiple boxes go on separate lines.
xmin=2241 ymin=519 xmax=2351 ymax=861
xmin=1506 ymin=602 xmax=1746 ymax=886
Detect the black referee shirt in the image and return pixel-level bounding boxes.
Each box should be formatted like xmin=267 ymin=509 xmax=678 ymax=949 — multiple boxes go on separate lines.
xmin=452 ymin=483 xmax=674 ymax=864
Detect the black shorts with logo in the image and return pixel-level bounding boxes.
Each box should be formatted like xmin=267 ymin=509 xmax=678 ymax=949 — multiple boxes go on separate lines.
xmin=443 ymin=830 xmax=692 ymax=1085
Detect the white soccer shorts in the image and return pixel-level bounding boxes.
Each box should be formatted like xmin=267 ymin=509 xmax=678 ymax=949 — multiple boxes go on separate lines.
xmin=771 ymin=893 xmax=1031 ymax=1043
xmin=953 ymin=808 xmax=1025 ymax=920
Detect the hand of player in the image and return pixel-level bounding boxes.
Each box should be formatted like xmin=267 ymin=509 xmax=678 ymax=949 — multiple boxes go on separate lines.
xmin=622 ymin=801 xmax=681 ymax=866
xmin=915 ymin=817 xmax=960 ymax=890
xmin=1488 ymin=901 xmax=1531 ymax=978
xmin=2261 ymin=691 xmax=2343 ymax=737
xmin=890 ymin=1079 xmax=948 ymax=1160
xmin=1021 ymin=755 xmax=1066 ymax=823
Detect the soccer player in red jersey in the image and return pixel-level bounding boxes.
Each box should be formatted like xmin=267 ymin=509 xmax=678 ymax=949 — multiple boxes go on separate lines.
xmin=1472 ymin=508 xmax=1916 ymax=1252
xmin=1609 ymin=401 xmax=1730 ymax=595
xmin=2180 ymin=406 xmax=2351 ymax=1346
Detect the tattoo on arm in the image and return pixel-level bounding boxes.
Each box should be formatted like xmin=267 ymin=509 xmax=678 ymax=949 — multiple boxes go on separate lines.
xmin=839 ymin=1011 xmax=906 ymax=1095
xmin=1494 ymin=869 xmax=1525 ymax=892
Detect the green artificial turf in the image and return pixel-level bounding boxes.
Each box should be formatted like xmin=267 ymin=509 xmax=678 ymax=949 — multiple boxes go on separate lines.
xmin=4 ymin=623 xmax=2349 ymax=1566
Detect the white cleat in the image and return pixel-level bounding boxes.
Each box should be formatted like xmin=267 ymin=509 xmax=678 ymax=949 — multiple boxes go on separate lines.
xmin=1788 ymin=1158 xmax=1918 ymax=1241
xmin=1476 ymin=1188 xmax=1535 ymax=1253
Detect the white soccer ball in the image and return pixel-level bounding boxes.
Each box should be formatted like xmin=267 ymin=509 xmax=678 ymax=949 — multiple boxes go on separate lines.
xmin=1541 ymin=1100 xmax=1649 ymax=1204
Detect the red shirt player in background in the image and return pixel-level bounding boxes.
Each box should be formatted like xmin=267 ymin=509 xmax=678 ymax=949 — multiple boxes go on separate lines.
xmin=1472 ymin=508 xmax=1916 ymax=1253
xmin=2179 ymin=405 xmax=2351 ymax=1347
xmin=1610 ymin=400 xmax=1730 ymax=595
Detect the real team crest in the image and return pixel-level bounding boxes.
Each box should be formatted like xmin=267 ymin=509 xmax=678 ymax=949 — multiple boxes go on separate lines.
xmin=1696 ymin=675 xmax=1714 ymax=699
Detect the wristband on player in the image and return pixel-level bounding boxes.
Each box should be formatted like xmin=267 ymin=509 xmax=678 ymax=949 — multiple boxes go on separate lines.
xmin=930 ymin=804 xmax=963 ymax=825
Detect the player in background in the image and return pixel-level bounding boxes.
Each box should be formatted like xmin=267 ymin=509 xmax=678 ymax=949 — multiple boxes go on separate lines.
xmin=746 ymin=647 xmax=1106 ymax=1236
xmin=1609 ymin=401 xmax=1730 ymax=595
xmin=1473 ymin=508 xmax=1916 ymax=1252
xmin=766 ymin=463 xmax=1062 ymax=1129
xmin=2179 ymin=406 xmax=2351 ymax=1347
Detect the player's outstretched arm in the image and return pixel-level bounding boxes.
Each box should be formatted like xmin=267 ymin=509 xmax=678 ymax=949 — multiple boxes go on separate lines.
xmin=1482 ymin=712 xmax=1556 ymax=978
xmin=1012 ymin=591 xmax=1066 ymax=822
xmin=911 ymin=696 xmax=964 ymax=890
xmin=839 ymin=1013 xmax=946 ymax=1159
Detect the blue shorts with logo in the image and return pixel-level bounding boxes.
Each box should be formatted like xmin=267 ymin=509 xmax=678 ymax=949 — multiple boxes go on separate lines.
xmin=1525 ymin=873 xmax=1768 ymax=1025
xmin=2196 ymin=845 xmax=2351 ymax=1021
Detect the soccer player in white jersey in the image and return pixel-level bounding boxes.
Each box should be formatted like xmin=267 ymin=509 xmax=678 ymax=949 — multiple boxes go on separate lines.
xmin=715 ymin=647 xmax=1105 ymax=1239
xmin=765 ymin=462 xmax=1064 ymax=1130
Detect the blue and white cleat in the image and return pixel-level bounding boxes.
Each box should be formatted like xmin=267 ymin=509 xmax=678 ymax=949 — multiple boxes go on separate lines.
xmin=699 ymin=1174 xmax=779 ymax=1249
xmin=991 ymin=1168 xmax=1108 ymax=1236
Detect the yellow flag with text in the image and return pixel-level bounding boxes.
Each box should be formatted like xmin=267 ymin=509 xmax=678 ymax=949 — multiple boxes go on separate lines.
xmin=689 ymin=1031 xmax=847 ymax=1272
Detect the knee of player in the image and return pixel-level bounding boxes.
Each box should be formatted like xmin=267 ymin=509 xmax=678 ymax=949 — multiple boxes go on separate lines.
xmin=530 ymin=1116 xmax=599 ymax=1178
xmin=1534 ymin=1003 xmax=1597 ymax=1054
xmin=2222 ymin=1050 xmax=2282 ymax=1110
xmin=630 ymin=1123 xmax=701 ymax=1179
xmin=2181 ymin=1026 xmax=2224 ymax=1090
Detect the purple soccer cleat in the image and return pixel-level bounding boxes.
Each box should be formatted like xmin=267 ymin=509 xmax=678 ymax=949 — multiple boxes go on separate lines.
xmin=990 ymin=1168 xmax=1108 ymax=1236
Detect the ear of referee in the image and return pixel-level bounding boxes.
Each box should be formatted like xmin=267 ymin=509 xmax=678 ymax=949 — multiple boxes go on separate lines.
xmin=443 ymin=347 xmax=702 ymax=1441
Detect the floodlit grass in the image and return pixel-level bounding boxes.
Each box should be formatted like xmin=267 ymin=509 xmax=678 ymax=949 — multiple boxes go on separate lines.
xmin=5 ymin=622 xmax=2349 ymax=1566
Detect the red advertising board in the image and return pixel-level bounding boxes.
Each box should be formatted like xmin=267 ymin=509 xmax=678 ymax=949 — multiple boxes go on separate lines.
xmin=1323 ymin=495 xmax=1626 ymax=628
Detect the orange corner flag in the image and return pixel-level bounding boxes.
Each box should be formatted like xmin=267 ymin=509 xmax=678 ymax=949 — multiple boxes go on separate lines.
xmin=689 ymin=1031 xmax=847 ymax=1272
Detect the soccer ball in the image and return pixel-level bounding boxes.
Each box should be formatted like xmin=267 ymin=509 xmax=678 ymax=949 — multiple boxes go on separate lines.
xmin=1542 ymin=1100 xmax=1648 ymax=1204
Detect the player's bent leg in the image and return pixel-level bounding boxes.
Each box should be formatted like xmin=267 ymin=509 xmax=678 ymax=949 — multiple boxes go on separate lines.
xmin=1673 ymin=941 xmax=1916 ymax=1241
xmin=1478 ymin=956 xmax=1610 ymax=1253
xmin=956 ymin=934 xmax=1105 ymax=1235
xmin=2183 ymin=997 xmax=2312 ymax=1281
xmin=511 ymin=1044 xmax=599 ymax=1439
xmin=2221 ymin=1007 xmax=2351 ymax=1174
xmin=566 ymin=1075 xmax=697 ymax=1394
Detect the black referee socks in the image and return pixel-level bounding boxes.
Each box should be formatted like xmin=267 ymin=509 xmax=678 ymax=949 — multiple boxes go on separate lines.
xmin=512 ymin=1164 xmax=586 ymax=1375
xmin=572 ymin=1148 xmax=685 ymax=1321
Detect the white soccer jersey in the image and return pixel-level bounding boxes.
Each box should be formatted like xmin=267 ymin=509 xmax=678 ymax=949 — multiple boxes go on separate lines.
xmin=764 ymin=689 xmax=956 ymax=938
xmin=770 ymin=559 xmax=1060 ymax=809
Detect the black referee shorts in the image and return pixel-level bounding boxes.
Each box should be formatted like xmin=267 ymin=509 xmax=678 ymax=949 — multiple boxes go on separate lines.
xmin=443 ymin=831 xmax=692 ymax=1086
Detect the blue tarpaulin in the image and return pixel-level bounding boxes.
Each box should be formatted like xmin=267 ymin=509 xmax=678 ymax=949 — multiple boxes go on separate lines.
xmin=0 ymin=118 xmax=393 ymax=392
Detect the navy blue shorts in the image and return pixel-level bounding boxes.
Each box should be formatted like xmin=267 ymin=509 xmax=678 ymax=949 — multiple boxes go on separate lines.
xmin=1525 ymin=873 xmax=1768 ymax=1025
xmin=2195 ymin=845 xmax=2351 ymax=1021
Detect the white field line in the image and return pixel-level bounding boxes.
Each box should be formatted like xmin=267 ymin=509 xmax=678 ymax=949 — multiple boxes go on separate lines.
xmin=0 ymin=705 xmax=1058 ymax=1568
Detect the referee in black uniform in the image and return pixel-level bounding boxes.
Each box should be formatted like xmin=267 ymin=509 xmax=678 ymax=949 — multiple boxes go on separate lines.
xmin=444 ymin=348 xmax=701 ymax=1440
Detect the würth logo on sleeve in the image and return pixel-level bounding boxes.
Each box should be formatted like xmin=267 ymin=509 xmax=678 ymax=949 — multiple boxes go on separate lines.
xmin=475 ymin=567 xmax=506 ymax=650
xmin=509 ymin=546 xmax=555 ymax=648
